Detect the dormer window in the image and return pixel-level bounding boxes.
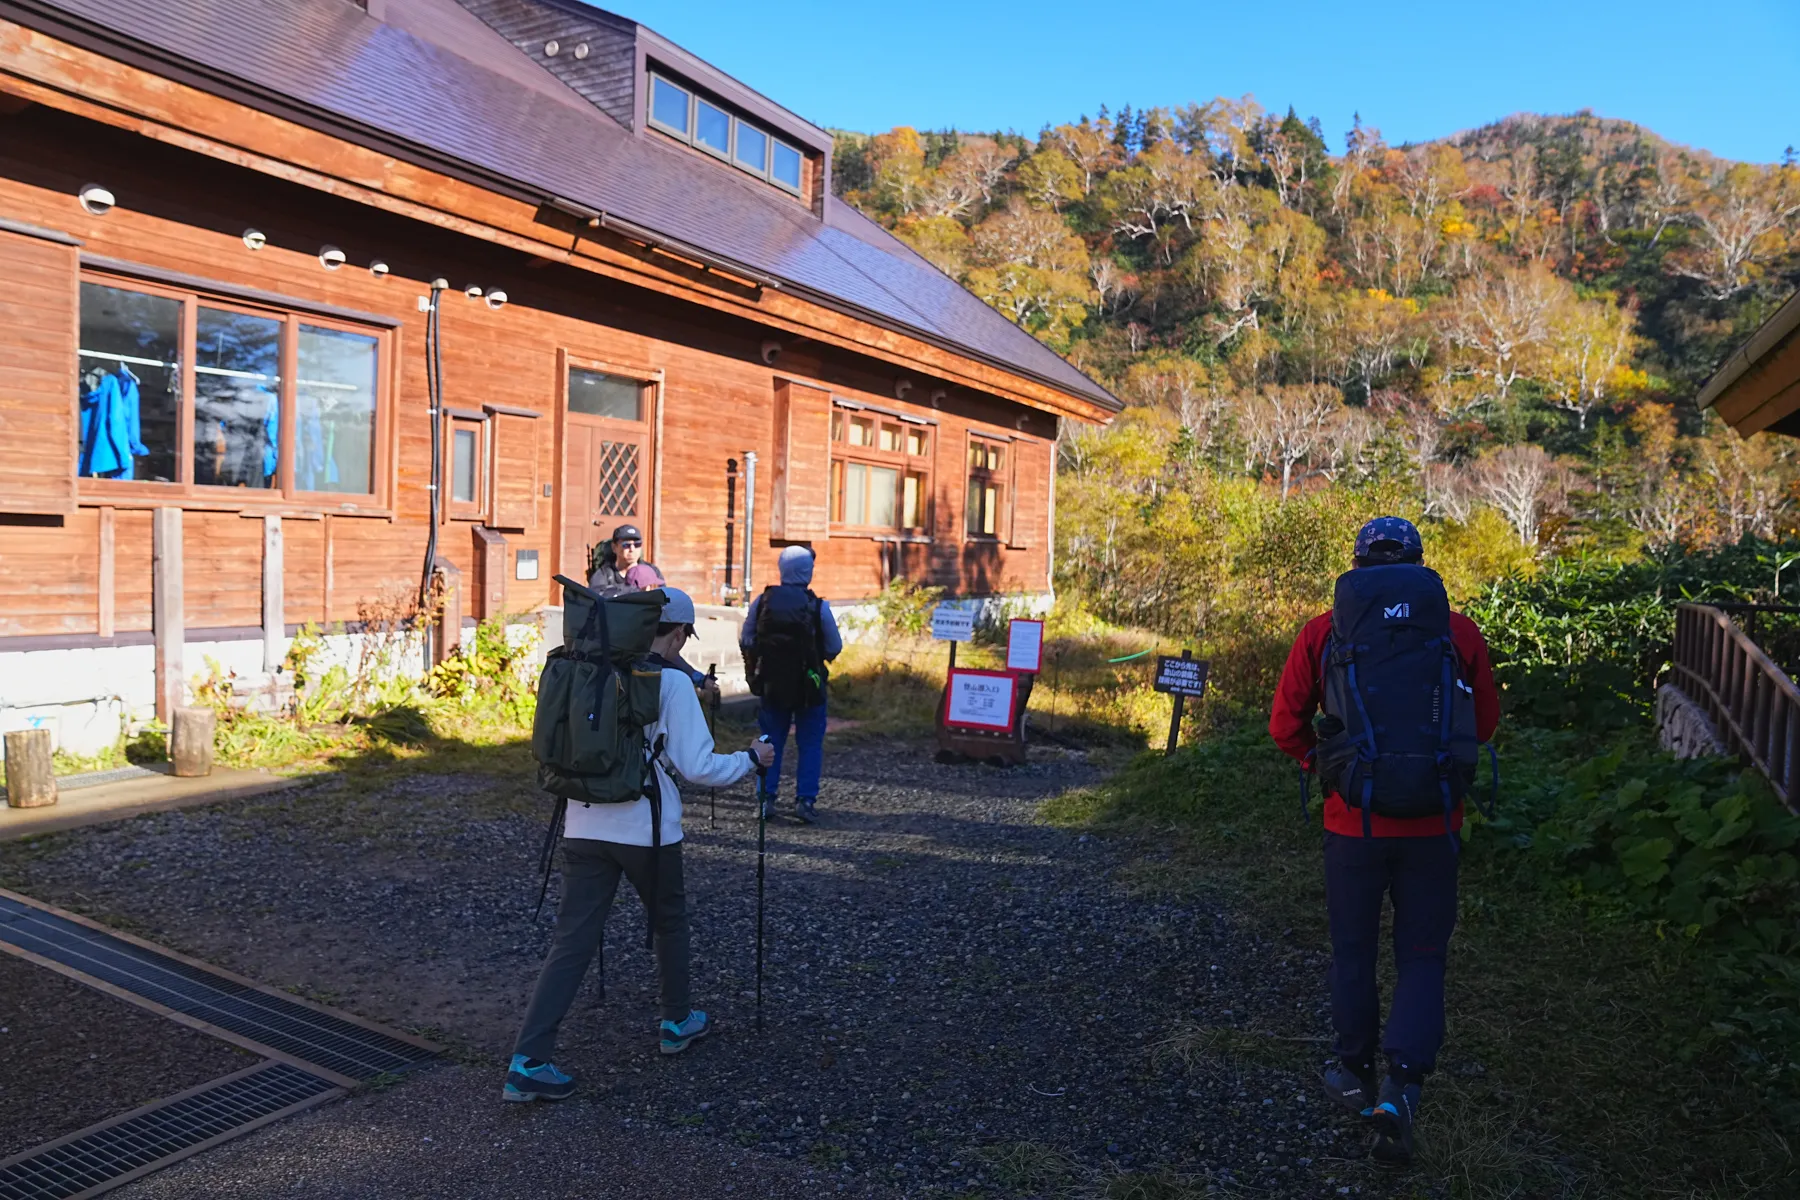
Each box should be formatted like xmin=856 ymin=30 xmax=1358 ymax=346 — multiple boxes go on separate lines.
xmin=647 ymin=70 xmax=805 ymax=196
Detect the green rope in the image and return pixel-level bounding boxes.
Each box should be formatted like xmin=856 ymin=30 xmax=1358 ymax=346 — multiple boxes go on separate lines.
xmin=1106 ymin=649 xmax=1153 ymax=663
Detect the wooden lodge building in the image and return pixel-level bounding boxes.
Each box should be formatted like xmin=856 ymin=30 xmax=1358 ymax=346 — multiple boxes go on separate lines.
xmin=0 ymin=0 xmax=1118 ymax=752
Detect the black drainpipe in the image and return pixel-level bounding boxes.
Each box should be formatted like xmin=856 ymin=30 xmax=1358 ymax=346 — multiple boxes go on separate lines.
xmin=419 ymin=278 xmax=447 ymax=667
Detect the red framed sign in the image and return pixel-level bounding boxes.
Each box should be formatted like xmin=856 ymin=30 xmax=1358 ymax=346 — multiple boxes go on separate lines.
xmin=943 ymin=668 xmax=1021 ymax=731
xmin=1006 ymin=618 xmax=1043 ymax=673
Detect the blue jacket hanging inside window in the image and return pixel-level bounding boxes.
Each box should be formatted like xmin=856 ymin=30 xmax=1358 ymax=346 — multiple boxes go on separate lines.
xmin=79 ymin=369 xmax=148 ymax=480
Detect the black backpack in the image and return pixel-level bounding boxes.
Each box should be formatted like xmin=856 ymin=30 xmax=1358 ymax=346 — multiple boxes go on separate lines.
xmin=746 ymin=586 xmax=827 ymax=710
xmin=1312 ymin=563 xmax=1491 ymax=837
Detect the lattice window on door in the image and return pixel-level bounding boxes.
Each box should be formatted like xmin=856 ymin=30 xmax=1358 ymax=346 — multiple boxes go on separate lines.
xmin=596 ymin=441 xmax=641 ymax=516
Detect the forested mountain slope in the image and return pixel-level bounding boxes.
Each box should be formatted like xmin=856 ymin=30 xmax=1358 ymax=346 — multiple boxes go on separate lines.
xmin=833 ymin=104 xmax=1800 ymax=629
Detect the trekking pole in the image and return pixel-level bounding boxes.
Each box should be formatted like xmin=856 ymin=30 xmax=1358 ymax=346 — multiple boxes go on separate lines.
xmin=754 ymin=733 xmax=770 ymax=1032
xmin=705 ymin=664 xmax=720 ymax=830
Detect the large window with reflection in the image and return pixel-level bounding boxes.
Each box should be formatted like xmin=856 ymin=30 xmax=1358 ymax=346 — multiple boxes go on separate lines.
xmin=76 ymin=274 xmax=387 ymax=505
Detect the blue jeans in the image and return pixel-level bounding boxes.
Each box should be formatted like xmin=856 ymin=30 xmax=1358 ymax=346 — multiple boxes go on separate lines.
xmin=757 ymin=702 xmax=827 ymax=799
xmin=1323 ymin=831 xmax=1460 ymax=1079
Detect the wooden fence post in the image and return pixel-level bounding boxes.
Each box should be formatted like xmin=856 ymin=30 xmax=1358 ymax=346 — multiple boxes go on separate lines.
xmin=262 ymin=514 xmax=284 ymax=673
xmin=3 ymin=729 xmax=56 ymax=808
xmin=153 ymin=507 xmax=184 ymax=723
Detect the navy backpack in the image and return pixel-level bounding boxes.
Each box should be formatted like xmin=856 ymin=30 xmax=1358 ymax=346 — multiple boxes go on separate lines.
xmin=1310 ymin=563 xmax=1494 ymax=838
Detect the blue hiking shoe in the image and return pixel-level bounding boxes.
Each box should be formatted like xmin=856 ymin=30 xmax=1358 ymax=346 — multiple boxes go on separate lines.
xmin=758 ymin=792 xmax=778 ymax=821
xmin=794 ymin=796 xmax=818 ymax=825
xmin=502 ymin=1054 xmax=574 ymax=1102
xmin=660 ymin=1010 xmax=711 ymax=1055
xmin=1321 ymin=1059 xmax=1376 ymax=1116
xmin=1370 ymin=1076 xmax=1421 ymax=1167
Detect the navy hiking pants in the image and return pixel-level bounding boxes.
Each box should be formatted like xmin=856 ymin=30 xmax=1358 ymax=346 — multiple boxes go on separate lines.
xmin=1322 ymin=830 xmax=1459 ymax=1080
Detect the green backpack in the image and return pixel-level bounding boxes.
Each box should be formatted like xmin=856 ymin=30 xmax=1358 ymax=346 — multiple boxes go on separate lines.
xmin=530 ymin=576 xmax=666 ymax=921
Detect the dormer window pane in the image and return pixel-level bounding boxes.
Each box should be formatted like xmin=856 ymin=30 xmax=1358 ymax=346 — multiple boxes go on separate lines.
xmin=696 ymin=99 xmax=730 ymax=155
xmin=772 ymin=141 xmax=802 ymax=190
xmin=651 ymin=76 xmax=690 ymax=134
xmin=734 ymin=123 xmax=768 ymax=174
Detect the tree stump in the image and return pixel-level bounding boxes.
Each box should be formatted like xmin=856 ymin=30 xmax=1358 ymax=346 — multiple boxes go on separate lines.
xmin=170 ymin=706 xmax=216 ymax=778
xmin=3 ymin=728 xmax=56 ymax=809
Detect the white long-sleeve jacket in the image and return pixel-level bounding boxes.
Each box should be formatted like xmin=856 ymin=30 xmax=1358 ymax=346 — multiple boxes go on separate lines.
xmin=562 ymin=667 xmax=755 ymax=846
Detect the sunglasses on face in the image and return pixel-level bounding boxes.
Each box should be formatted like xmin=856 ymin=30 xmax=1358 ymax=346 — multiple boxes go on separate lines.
xmin=617 ymin=540 xmax=642 ymax=548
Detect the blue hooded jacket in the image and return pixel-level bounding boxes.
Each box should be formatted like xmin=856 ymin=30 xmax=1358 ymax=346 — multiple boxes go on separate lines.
xmin=79 ymin=371 xmax=148 ymax=479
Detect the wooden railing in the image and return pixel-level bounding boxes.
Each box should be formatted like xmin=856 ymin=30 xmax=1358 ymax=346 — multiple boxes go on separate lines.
xmin=1672 ymin=603 xmax=1800 ymax=810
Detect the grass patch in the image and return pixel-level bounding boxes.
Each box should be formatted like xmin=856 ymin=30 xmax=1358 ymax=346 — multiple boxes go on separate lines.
xmin=1044 ymin=726 xmax=1798 ymax=1198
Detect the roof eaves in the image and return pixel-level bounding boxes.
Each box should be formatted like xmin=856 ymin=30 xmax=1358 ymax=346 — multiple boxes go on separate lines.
xmin=1698 ymin=287 xmax=1800 ymax=412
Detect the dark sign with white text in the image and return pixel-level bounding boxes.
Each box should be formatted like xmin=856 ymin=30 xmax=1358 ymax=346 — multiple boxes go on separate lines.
xmin=1153 ymin=656 xmax=1210 ymax=698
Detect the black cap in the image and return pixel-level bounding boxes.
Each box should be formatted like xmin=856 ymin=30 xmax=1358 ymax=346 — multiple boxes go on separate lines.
xmin=611 ymin=524 xmax=643 ymax=544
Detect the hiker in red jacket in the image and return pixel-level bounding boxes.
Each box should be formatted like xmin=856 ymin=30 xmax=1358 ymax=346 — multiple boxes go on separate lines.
xmin=1269 ymin=516 xmax=1499 ymax=1167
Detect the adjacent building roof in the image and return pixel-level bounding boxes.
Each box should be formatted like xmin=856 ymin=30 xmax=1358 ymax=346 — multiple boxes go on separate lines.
xmin=3 ymin=0 xmax=1120 ymax=414
xmin=1698 ymin=288 xmax=1800 ymax=438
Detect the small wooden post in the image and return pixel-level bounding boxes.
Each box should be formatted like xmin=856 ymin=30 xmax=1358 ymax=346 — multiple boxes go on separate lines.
xmin=169 ymin=706 xmax=216 ymax=778
xmin=4 ymin=729 xmax=57 ymax=808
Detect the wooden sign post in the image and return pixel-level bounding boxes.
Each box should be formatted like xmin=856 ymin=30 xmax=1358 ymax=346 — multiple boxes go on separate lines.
xmin=933 ymin=606 xmax=1040 ymax=765
xmin=1152 ymin=650 xmax=1210 ymax=756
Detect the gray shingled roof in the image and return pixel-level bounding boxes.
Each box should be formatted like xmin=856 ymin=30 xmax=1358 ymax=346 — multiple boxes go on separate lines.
xmin=9 ymin=0 xmax=1119 ymax=412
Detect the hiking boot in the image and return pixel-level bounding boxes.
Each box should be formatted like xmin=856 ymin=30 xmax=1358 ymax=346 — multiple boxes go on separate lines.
xmin=1320 ymin=1059 xmax=1376 ymax=1116
xmin=794 ymin=796 xmax=818 ymax=825
xmin=660 ymin=1010 xmax=711 ymax=1054
xmin=758 ymin=791 xmax=778 ymax=821
xmin=502 ymin=1054 xmax=575 ymax=1102
xmin=1369 ymin=1076 xmax=1421 ymax=1167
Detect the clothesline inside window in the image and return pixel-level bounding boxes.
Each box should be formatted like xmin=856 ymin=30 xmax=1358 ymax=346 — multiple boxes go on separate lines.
xmin=79 ymin=348 xmax=360 ymax=391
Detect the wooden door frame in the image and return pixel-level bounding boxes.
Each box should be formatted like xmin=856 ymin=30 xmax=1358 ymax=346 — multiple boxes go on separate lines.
xmin=552 ymin=349 xmax=663 ymax=603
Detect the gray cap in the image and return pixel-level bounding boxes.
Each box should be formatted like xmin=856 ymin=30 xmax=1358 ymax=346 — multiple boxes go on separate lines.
xmin=660 ymin=586 xmax=696 ymax=626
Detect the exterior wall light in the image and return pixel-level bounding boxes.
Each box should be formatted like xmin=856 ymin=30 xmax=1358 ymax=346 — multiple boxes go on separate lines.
xmin=544 ymin=39 xmax=560 ymax=56
xmin=319 ymin=245 xmax=346 ymax=270
xmin=77 ymin=184 xmax=115 ymax=215
xmin=370 ymin=260 xmax=390 ymax=278
xmin=485 ymin=289 xmax=508 ymax=311
xmin=243 ymin=228 xmax=267 ymax=251
xmin=465 ymin=284 xmax=484 ymax=300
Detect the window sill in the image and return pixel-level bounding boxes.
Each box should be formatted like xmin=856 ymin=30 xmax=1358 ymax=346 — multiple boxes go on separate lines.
xmin=829 ymin=529 xmax=933 ymax=543
xmin=76 ymin=489 xmax=393 ymax=520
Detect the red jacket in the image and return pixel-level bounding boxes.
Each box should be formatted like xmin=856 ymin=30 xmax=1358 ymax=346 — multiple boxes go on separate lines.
xmin=1269 ymin=610 xmax=1500 ymax=837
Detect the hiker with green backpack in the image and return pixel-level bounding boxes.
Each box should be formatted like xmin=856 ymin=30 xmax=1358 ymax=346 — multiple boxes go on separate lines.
xmin=505 ymin=583 xmax=774 ymax=1103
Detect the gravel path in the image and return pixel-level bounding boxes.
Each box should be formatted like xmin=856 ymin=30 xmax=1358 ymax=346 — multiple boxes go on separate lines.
xmin=2 ymin=737 xmax=1407 ymax=1197
xmin=0 ymin=953 xmax=252 ymax=1158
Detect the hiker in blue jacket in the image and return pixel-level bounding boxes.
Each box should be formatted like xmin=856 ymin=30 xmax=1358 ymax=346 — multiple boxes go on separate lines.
xmin=741 ymin=546 xmax=842 ymax=824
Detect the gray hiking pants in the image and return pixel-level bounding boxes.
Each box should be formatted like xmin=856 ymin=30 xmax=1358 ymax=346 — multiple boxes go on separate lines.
xmin=513 ymin=838 xmax=689 ymax=1061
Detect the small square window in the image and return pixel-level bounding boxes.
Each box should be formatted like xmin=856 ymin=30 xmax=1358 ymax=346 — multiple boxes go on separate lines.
xmin=878 ymin=423 xmax=901 ymax=452
xmin=515 ymin=549 xmax=540 ymax=581
xmin=735 ymin=122 xmax=768 ymax=174
xmin=906 ymin=428 xmax=929 ymax=457
xmin=568 ymin=368 xmax=643 ymax=421
xmin=651 ymin=76 xmax=690 ymax=134
xmin=772 ymin=141 xmax=803 ymax=190
xmin=696 ymin=99 xmax=730 ymax=155
xmin=831 ymin=411 xmax=844 ymax=442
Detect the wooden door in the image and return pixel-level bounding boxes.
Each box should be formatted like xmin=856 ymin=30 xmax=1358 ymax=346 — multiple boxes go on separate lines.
xmin=562 ymin=417 xmax=653 ymax=579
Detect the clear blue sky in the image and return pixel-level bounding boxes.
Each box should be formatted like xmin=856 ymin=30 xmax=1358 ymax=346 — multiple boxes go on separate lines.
xmin=608 ymin=0 xmax=1799 ymax=163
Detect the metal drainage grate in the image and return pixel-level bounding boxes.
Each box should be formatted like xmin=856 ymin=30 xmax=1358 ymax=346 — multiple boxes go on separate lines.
xmin=0 ymin=896 xmax=435 ymax=1082
xmin=0 ymin=1061 xmax=338 ymax=1200
xmin=0 ymin=765 xmax=161 ymax=804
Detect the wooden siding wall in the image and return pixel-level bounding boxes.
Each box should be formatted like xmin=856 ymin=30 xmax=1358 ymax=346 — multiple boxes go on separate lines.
xmin=0 ymin=106 xmax=1060 ymax=644
xmin=0 ymin=226 xmax=76 ymax=514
